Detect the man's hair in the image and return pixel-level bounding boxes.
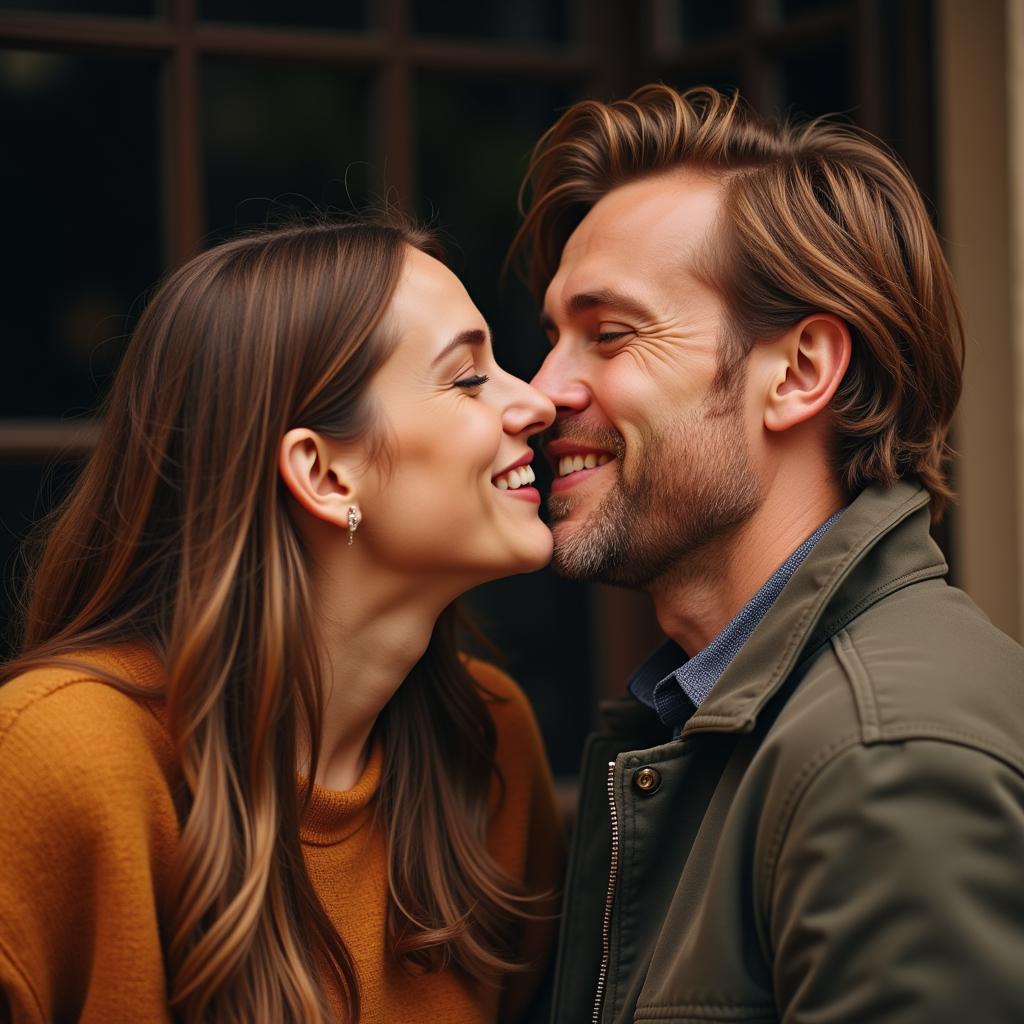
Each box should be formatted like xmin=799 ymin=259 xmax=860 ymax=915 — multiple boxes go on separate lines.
xmin=511 ymin=85 xmax=965 ymax=518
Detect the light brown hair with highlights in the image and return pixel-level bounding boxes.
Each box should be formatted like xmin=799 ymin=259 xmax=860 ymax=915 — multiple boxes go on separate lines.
xmin=511 ymin=85 xmax=965 ymax=517
xmin=5 ymin=219 xmax=534 ymax=1022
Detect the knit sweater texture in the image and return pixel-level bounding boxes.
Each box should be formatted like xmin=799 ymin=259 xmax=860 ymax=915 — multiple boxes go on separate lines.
xmin=0 ymin=645 xmax=564 ymax=1023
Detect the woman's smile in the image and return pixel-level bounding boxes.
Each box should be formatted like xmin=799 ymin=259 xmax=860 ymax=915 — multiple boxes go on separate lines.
xmin=491 ymin=452 xmax=540 ymax=502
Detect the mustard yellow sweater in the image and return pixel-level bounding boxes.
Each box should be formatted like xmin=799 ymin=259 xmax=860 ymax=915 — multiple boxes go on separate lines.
xmin=0 ymin=646 xmax=565 ymax=1023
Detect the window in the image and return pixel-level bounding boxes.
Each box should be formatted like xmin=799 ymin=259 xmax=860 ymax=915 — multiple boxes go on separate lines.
xmin=0 ymin=0 xmax=937 ymax=774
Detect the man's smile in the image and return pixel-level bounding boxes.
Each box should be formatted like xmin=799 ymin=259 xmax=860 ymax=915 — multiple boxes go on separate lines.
xmin=545 ymin=439 xmax=617 ymax=494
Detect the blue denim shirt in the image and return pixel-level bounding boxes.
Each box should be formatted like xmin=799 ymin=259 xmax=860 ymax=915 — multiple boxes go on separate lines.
xmin=629 ymin=510 xmax=844 ymax=730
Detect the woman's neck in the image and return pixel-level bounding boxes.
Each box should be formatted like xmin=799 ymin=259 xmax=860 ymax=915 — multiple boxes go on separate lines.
xmin=302 ymin=562 xmax=451 ymax=792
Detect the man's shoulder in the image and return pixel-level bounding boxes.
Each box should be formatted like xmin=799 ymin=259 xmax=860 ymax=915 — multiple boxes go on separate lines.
xmin=763 ymin=576 xmax=1024 ymax=789
xmin=840 ymin=578 xmax=1024 ymax=755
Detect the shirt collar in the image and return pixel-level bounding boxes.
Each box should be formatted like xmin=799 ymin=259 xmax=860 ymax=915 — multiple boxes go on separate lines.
xmin=629 ymin=509 xmax=844 ymax=728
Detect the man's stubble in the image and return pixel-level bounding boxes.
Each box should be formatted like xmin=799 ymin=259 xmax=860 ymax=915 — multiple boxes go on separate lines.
xmin=547 ymin=367 xmax=761 ymax=589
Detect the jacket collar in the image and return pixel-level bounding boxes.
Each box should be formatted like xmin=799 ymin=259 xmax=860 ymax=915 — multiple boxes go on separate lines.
xmin=675 ymin=478 xmax=946 ymax=737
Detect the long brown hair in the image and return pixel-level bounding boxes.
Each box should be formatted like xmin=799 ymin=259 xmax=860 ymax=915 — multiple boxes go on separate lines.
xmin=5 ymin=218 xmax=531 ymax=1021
xmin=510 ymin=85 xmax=965 ymax=518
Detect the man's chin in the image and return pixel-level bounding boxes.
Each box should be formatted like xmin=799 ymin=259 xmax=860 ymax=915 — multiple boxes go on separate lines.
xmin=548 ymin=508 xmax=592 ymax=544
xmin=547 ymin=515 xmax=613 ymax=583
xmin=546 ymin=484 xmax=599 ymax=524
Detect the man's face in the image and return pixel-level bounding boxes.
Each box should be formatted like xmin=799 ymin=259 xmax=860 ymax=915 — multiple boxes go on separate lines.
xmin=532 ymin=169 xmax=762 ymax=588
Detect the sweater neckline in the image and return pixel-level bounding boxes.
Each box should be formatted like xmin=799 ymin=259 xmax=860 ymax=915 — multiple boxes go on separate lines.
xmin=299 ymin=737 xmax=383 ymax=846
xmin=74 ymin=644 xmax=384 ymax=846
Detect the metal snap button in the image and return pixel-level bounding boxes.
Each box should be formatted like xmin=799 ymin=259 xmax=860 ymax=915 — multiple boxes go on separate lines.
xmin=632 ymin=766 xmax=661 ymax=795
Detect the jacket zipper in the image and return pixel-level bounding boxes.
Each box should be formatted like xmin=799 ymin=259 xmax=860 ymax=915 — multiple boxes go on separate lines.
xmin=592 ymin=760 xmax=620 ymax=1024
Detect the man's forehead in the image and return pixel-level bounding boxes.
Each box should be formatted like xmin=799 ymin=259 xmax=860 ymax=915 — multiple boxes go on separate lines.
xmin=545 ymin=170 xmax=722 ymax=316
xmin=543 ymin=256 xmax=659 ymax=321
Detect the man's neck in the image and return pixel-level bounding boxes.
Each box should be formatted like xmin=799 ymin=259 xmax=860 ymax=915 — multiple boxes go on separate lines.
xmin=649 ymin=478 xmax=845 ymax=656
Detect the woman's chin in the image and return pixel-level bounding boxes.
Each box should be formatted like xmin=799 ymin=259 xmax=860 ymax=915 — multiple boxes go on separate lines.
xmin=500 ymin=528 xmax=554 ymax=576
xmin=468 ymin=527 xmax=554 ymax=582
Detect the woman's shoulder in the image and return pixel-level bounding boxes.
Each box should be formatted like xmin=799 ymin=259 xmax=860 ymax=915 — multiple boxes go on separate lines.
xmin=0 ymin=647 xmax=173 ymax=808
xmin=462 ymin=656 xmax=566 ymax=921
xmin=462 ymin=655 xmax=536 ymax=721
xmin=461 ymin=655 xmax=548 ymax=769
xmin=0 ymin=650 xmax=178 ymax=1021
xmin=462 ymin=654 xmax=527 ymax=700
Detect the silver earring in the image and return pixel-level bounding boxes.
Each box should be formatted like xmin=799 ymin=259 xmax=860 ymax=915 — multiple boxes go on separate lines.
xmin=347 ymin=506 xmax=361 ymax=545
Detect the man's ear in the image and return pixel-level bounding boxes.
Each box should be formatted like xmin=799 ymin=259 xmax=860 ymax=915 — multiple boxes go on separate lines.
xmin=762 ymin=314 xmax=851 ymax=433
xmin=278 ymin=428 xmax=359 ymax=529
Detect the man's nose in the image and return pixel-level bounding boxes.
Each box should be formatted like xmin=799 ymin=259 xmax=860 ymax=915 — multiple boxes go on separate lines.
xmin=530 ymin=347 xmax=591 ymax=416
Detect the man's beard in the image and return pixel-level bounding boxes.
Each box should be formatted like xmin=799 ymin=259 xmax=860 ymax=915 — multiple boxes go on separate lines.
xmin=546 ymin=371 xmax=761 ymax=589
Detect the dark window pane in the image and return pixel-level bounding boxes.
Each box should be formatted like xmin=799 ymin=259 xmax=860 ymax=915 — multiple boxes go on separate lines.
xmin=414 ymin=0 xmax=569 ymax=45
xmin=780 ymin=0 xmax=847 ymax=18
xmin=0 ymin=0 xmax=152 ymax=13
xmin=202 ymin=61 xmax=373 ymax=242
xmin=0 ymin=458 xmax=84 ymax=660
xmin=200 ymin=0 xmax=367 ymax=31
xmin=659 ymin=0 xmax=740 ymax=45
xmin=665 ymin=63 xmax=742 ymax=98
xmin=0 ymin=50 xmax=161 ymax=417
xmin=781 ymin=38 xmax=850 ymax=119
xmin=416 ymin=74 xmax=576 ymax=379
xmin=416 ymin=73 xmax=591 ymax=776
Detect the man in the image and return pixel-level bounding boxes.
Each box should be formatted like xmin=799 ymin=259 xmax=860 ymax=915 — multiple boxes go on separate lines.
xmin=513 ymin=85 xmax=1024 ymax=1023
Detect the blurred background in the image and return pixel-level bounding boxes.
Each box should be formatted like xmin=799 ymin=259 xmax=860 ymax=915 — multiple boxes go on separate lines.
xmin=1 ymin=0 xmax=1021 ymax=783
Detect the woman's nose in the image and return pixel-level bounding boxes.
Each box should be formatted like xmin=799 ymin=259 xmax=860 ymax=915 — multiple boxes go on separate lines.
xmin=501 ymin=372 xmax=556 ymax=437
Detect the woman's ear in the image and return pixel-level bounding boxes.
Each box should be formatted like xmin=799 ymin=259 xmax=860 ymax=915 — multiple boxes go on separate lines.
xmin=278 ymin=428 xmax=359 ymax=529
xmin=762 ymin=314 xmax=851 ymax=433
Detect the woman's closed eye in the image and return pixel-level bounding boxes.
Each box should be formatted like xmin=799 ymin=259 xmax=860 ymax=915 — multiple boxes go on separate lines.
xmin=453 ymin=373 xmax=490 ymax=391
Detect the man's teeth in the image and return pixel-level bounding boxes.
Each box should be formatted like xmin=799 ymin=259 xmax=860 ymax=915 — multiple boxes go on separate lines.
xmin=558 ymin=453 xmax=611 ymax=478
xmin=495 ymin=464 xmax=537 ymax=490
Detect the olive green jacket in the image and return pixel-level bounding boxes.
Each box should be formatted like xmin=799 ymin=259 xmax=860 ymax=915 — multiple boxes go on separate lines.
xmin=553 ymin=481 xmax=1024 ymax=1024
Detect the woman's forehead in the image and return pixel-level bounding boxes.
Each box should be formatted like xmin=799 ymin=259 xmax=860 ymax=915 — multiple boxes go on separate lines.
xmin=389 ymin=247 xmax=485 ymax=339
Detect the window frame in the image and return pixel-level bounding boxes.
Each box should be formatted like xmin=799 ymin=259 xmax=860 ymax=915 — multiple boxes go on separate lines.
xmin=0 ymin=0 xmax=940 ymax=692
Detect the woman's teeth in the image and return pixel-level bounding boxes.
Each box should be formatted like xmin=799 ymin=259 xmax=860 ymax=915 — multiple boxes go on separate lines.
xmin=494 ymin=464 xmax=537 ymax=491
xmin=558 ymin=453 xmax=611 ymax=478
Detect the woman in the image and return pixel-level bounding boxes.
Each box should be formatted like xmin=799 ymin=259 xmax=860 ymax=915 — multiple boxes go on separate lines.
xmin=0 ymin=218 xmax=564 ymax=1023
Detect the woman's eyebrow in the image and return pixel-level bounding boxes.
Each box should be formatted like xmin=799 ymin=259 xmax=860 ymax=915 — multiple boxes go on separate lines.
xmin=431 ymin=326 xmax=489 ymax=367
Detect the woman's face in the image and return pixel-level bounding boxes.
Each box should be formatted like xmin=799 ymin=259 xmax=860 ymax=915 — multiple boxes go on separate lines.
xmin=356 ymin=246 xmax=555 ymax=585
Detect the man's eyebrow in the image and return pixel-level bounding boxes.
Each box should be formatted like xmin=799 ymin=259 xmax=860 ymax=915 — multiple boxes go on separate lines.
xmin=566 ymin=289 xmax=656 ymax=323
xmin=431 ymin=326 xmax=488 ymax=367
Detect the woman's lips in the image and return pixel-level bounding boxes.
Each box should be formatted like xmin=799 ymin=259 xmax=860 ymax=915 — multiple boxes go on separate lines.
xmin=500 ymin=485 xmax=541 ymax=504
xmin=492 ymin=461 xmax=540 ymax=504
xmin=492 ymin=451 xmax=534 ymax=482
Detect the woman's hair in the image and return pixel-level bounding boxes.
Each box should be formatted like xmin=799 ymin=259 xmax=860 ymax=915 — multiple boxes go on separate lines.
xmin=4 ymin=218 xmax=531 ymax=1022
xmin=510 ymin=84 xmax=965 ymax=518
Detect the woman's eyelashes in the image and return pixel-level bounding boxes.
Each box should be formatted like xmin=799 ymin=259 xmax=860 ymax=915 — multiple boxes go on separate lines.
xmin=453 ymin=373 xmax=490 ymax=391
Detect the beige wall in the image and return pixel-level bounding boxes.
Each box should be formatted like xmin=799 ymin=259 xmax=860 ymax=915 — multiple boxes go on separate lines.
xmin=937 ymin=0 xmax=1024 ymax=641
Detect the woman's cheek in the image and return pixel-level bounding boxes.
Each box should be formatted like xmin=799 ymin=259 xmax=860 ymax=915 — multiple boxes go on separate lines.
xmin=430 ymin=401 xmax=504 ymax=480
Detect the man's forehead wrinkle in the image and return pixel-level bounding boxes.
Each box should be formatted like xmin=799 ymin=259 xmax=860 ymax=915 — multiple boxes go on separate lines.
xmin=550 ymin=264 xmax=659 ymax=323
xmin=544 ymin=178 xmax=722 ymax=327
xmin=568 ymin=285 xmax=663 ymax=326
